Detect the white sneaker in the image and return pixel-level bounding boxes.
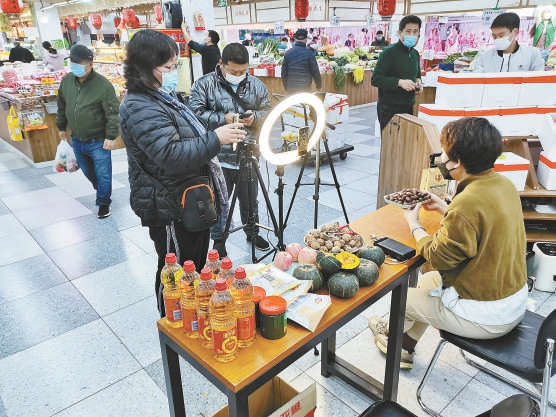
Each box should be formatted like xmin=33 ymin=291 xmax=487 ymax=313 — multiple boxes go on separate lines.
xmin=368 ymin=316 xmax=389 ymax=337
xmin=374 ymin=333 xmax=414 ymax=369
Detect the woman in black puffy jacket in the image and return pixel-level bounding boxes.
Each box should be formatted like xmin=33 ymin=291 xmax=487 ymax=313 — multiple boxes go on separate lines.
xmin=119 ymin=29 xmax=246 ymax=315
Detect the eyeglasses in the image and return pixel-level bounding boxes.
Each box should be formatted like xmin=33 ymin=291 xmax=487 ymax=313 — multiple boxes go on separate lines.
xmin=156 ymin=62 xmax=182 ymax=73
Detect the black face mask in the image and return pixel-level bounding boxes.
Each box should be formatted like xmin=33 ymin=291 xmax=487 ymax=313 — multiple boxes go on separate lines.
xmin=436 ymin=160 xmax=456 ymax=180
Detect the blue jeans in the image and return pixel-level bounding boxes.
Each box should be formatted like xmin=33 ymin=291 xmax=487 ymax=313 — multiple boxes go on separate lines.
xmin=211 ymin=166 xmax=259 ymax=241
xmin=71 ymin=138 xmax=112 ymax=206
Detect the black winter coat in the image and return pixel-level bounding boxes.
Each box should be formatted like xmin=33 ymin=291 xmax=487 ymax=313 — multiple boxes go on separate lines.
xmin=119 ymin=91 xmax=221 ymax=227
xmin=281 ymin=41 xmax=322 ymax=93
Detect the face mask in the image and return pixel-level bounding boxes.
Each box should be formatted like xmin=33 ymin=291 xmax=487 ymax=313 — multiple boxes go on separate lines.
xmin=161 ymin=70 xmax=179 ymax=92
xmin=494 ymin=36 xmax=512 ymax=51
xmin=225 ymin=73 xmax=246 ymax=85
xmin=436 ymin=160 xmax=456 ymax=180
xmin=376 ymin=36 xmax=383 ymax=41
xmin=70 ymin=62 xmax=87 ymax=77
xmin=402 ymin=35 xmax=417 ymax=48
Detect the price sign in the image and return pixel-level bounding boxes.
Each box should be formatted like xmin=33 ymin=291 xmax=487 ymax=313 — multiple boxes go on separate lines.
xmin=41 ymin=78 xmax=55 ymax=85
xmin=439 ymin=16 xmax=449 ymax=24
xmin=366 ymin=15 xmax=376 ymax=27
xmin=423 ymin=49 xmax=435 ymax=60
xmin=330 ymin=15 xmax=340 ymax=26
xmin=216 ymin=0 xmax=226 ymax=6
xmin=482 ymin=8 xmax=506 ymax=26
xmin=274 ymin=21 xmax=284 ymax=35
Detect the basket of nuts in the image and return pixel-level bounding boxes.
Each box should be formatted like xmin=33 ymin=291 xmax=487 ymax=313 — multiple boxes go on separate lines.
xmin=384 ymin=188 xmax=432 ymax=210
xmin=304 ymin=221 xmax=365 ymax=254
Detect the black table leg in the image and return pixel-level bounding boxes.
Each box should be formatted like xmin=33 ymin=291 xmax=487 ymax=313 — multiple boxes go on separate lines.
xmin=159 ymin=331 xmax=186 ymax=417
xmin=383 ymin=276 xmax=409 ymax=402
xmin=228 ymin=391 xmax=249 ymax=417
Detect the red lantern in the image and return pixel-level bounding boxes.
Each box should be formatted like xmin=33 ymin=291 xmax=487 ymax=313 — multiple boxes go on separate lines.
xmin=113 ymin=16 xmax=121 ymax=28
xmin=90 ymin=13 xmax=102 ymax=29
xmin=1 ymin=0 xmax=22 ymax=14
xmin=378 ymin=0 xmax=396 ymax=17
xmin=154 ymin=4 xmax=163 ymax=23
xmin=295 ymin=0 xmax=308 ymax=21
xmin=122 ymin=8 xmax=136 ymax=25
xmin=130 ymin=16 xmax=140 ymax=28
xmin=66 ymin=17 xmax=78 ymax=29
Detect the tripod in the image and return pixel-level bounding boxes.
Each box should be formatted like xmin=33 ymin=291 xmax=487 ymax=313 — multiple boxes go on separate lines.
xmin=221 ymin=143 xmax=283 ymax=263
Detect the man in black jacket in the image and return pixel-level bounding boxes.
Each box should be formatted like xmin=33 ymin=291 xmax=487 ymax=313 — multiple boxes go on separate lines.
xmin=8 ymin=42 xmax=34 ymax=63
xmin=281 ymin=29 xmax=322 ymax=93
xmin=182 ymin=23 xmax=221 ymax=75
xmin=189 ymin=43 xmax=272 ymax=255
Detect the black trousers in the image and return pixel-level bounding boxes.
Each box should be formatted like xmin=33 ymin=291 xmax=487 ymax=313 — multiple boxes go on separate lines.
xmin=149 ymin=222 xmax=210 ymax=314
xmin=377 ymin=102 xmax=415 ymax=132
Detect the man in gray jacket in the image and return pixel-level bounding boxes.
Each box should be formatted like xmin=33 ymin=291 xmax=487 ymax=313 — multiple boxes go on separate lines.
xmin=474 ymin=12 xmax=545 ymax=72
xmin=189 ymin=43 xmax=272 ymax=256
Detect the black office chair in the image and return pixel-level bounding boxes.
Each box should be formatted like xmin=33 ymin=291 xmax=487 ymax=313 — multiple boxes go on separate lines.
xmin=416 ymin=309 xmax=556 ymax=417
xmin=360 ymin=394 xmax=539 ymax=417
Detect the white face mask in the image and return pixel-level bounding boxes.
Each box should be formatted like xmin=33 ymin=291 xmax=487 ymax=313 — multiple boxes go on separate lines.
xmin=225 ymin=72 xmax=246 ymax=85
xmin=494 ymin=36 xmax=512 ymax=51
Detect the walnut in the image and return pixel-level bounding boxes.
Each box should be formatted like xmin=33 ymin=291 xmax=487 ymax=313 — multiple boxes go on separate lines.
xmin=342 ymin=234 xmax=352 ymax=242
xmin=332 ymin=246 xmax=342 ymax=253
xmin=310 ymin=241 xmax=321 ymax=250
xmin=325 ymin=240 xmax=334 ymax=250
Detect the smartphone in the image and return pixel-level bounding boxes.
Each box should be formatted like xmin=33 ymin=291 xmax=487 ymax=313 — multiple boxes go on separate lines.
xmin=239 ymin=112 xmax=252 ymax=119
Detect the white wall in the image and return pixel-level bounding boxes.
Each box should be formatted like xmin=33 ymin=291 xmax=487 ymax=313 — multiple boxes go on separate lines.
xmin=34 ymin=3 xmax=64 ymax=47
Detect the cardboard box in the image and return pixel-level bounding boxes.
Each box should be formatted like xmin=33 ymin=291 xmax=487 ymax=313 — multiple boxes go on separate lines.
xmin=212 ymin=377 xmax=316 ymax=417
xmin=494 ymin=152 xmax=530 ymax=192
xmin=518 ymin=72 xmax=556 ymax=106
xmin=495 ymin=106 xmax=538 ymax=136
xmin=536 ymin=113 xmax=556 ymax=157
xmin=481 ymin=74 xmax=522 ymax=107
xmin=435 ymin=73 xmax=485 ymax=108
xmin=537 ymin=152 xmax=556 ymax=190
xmin=418 ymin=104 xmax=466 ymax=131
xmin=322 ymin=122 xmax=345 ymax=151
xmin=323 ymin=93 xmax=349 ymax=124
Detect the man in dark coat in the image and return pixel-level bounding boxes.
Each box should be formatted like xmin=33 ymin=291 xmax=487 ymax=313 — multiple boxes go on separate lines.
xmin=182 ymin=23 xmax=221 ymax=75
xmin=281 ymin=29 xmax=322 ymax=93
xmin=9 ymin=42 xmax=35 ymax=63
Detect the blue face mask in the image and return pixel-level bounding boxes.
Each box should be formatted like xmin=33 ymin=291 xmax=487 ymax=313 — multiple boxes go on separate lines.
xmin=161 ymin=70 xmax=179 ymax=92
xmin=376 ymin=36 xmax=383 ymax=41
xmin=402 ymin=35 xmax=417 ymax=48
xmin=70 ymin=62 xmax=87 ymax=77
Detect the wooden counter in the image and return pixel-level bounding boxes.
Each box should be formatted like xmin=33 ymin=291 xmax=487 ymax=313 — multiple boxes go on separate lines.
xmin=259 ymin=69 xmax=378 ymax=106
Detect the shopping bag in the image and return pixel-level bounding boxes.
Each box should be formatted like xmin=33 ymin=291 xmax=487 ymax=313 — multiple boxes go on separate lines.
xmin=54 ymin=139 xmax=80 ymax=173
xmin=7 ymin=106 xmax=23 ymax=142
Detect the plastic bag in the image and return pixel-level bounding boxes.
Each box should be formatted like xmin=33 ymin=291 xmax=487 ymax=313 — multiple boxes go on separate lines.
xmin=54 ymin=139 xmax=80 ymax=173
xmin=7 ymin=106 xmax=23 ymax=142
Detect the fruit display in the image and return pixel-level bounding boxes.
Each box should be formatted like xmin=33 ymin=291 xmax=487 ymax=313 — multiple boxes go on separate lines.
xmin=384 ymin=188 xmax=431 ymax=209
xmin=357 ymin=246 xmax=385 ymax=267
xmin=304 ymin=221 xmax=364 ymax=254
xmin=328 ymin=271 xmax=359 ymax=298
xmin=274 ymin=251 xmax=293 ymax=271
xmin=292 ymin=264 xmax=325 ymax=292
xmin=316 ymin=251 xmax=342 ymax=276
xmin=298 ymin=247 xmax=318 ymax=264
xmin=285 ymin=243 xmax=303 ymax=262
xmin=355 ymin=259 xmax=379 ymax=286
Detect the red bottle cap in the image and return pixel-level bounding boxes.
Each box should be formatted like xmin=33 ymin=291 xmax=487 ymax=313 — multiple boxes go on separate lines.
xmin=252 ymin=286 xmax=266 ymax=304
xmin=259 ymin=296 xmax=287 ymax=315
xmin=200 ymin=268 xmax=212 ymax=281
xmin=234 ymin=266 xmax=246 ymax=279
xmin=214 ymin=278 xmax=228 ymax=291
xmin=208 ymin=249 xmax=219 ymax=261
xmin=221 ymin=257 xmax=233 ymax=269
xmin=165 ymin=253 xmax=177 ymax=264
xmin=183 ymin=260 xmax=195 ymax=272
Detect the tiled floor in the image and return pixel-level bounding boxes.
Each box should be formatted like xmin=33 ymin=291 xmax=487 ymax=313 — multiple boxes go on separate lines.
xmin=1 ymin=104 xmax=555 ymax=417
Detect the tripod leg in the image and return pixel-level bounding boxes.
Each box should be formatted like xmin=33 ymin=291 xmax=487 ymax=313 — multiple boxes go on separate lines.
xmin=284 ymin=151 xmax=311 ymax=227
xmin=222 ymin=159 xmax=245 ymax=243
xmin=322 ymin=136 xmax=350 ymax=224
xmin=249 ymin=156 xmax=280 ymax=245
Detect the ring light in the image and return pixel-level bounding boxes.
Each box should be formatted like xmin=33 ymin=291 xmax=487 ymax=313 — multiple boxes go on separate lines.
xmin=259 ymin=93 xmax=326 ymax=166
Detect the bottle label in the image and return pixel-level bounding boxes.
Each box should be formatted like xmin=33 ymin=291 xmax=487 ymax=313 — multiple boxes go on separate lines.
xmin=212 ymin=327 xmax=237 ymax=355
xmin=199 ymin=317 xmax=212 ymax=343
xmin=181 ymin=307 xmax=198 ymax=332
xmin=164 ymin=295 xmax=181 ymax=322
xmin=237 ymin=315 xmax=255 ymax=341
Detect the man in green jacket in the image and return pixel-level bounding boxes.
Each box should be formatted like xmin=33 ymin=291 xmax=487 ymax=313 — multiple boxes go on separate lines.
xmin=371 ymin=15 xmax=423 ymax=132
xmin=56 ymin=44 xmax=120 ymax=219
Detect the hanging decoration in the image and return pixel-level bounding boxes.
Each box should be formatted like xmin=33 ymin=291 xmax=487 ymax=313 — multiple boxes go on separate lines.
xmin=154 ymin=4 xmax=163 ymax=23
xmin=1 ymin=0 xmax=22 ymax=14
xmin=113 ymin=16 xmax=121 ymax=28
xmin=130 ymin=15 xmax=140 ymax=29
xmin=90 ymin=13 xmax=102 ymax=29
xmin=66 ymin=17 xmax=78 ymax=29
xmin=295 ymin=0 xmax=309 ymax=21
xmin=122 ymin=8 xmax=136 ymax=25
xmin=377 ymin=0 xmax=395 ymax=17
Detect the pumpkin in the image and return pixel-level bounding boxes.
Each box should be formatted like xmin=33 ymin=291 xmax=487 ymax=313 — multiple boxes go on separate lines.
xmin=274 ymin=251 xmax=293 ymax=271
xmin=285 ymin=242 xmax=303 ymax=262
xmin=298 ymin=247 xmax=318 ymax=264
xmin=356 ymin=259 xmax=380 ymax=286
xmin=292 ymin=264 xmax=325 ymax=292
xmin=335 ymin=251 xmax=360 ymax=270
xmin=328 ymin=271 xmax=359 ymax=298
xmin=357 ymin=246 xmax=385 ymax=267
xmin=316 ymin=251 xmax=342 ymax=277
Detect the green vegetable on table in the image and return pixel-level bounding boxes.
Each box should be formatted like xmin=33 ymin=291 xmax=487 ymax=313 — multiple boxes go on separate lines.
xmin=333 ymin=65 xmax=347 ymax=90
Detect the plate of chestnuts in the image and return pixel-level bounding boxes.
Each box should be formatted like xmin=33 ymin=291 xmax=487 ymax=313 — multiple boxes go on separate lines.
xmin=384 ymin=188 xmax=432 ymax=210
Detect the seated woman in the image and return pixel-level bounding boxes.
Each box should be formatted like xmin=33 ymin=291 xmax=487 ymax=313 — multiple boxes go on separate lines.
xmin=369 ymin=117 xmax=528 ymax=369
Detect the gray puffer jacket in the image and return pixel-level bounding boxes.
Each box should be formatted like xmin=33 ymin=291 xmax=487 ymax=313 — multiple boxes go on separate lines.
xmin=188 ymin=68 xmax=271 ymax=166
xmin=119 ymin=90 xmax=221 ymax=227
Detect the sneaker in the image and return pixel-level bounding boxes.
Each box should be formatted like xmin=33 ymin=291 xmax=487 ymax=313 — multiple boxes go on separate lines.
xmin=374 ymin=333 xmax=414 ymax=369
xmin=368 ymin=316 xmax=389 ymax=337
xmin=247 ymin=235 xmax=270 ymax=250
xmin=213 ymin=239 xmax=228 ymax=258
xmin=98 ymin=205 xmax=111 ymax=219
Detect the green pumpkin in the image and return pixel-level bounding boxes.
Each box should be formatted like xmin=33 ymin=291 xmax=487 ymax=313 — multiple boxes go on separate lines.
xmin=356 ymin=259 xmax=379 ymax=286
xmin=316 ymin=251 xmax=342 ymax=277
xmin=357 ymin=246 xmax=385 ymax=267
xmin=328 ymin=271 xmax=359 ymax=298
xmin=293 ymin=264 xmax=325 ymax=292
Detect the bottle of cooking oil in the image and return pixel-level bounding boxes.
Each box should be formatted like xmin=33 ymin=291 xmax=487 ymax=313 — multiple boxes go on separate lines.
xmin=210 ymin=278 xmax=237 ymax=362
xmin=160 ymin=253 xmax=183 ymax=328
xmin=204 ymin=249 xmax=221 ymax=279
xmin=230 ymin=267 xmax=256 ymax=348
xmin=219 ymin=257 xmax=234 ymax=286
xmin=196 ymin=267 xmax=215 ymax=349
xmin=180 ymin=260 xmax=199 ymax=338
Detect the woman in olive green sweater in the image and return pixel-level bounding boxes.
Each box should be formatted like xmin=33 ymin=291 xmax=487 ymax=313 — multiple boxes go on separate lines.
xmin=369 ymin=117 xmax=528 ymax=369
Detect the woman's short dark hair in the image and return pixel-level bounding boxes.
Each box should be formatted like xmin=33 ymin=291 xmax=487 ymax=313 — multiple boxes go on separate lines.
xmin=399 ymin=15 xmax=422 ymax=31
xmin=222 ymin=43 xmax=249 ymax=65
xmin=208 ymin=30 xmax=220 ymax=44
xmin=491 ymin=12 xmax=521 ymax=31
xmin=42 ymin=41 xmax=56 ymax=54
xmin=440 ymin=117 xmax=503 ymax=175
xmin=123 ymin=29 xmax=178 ymax=93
